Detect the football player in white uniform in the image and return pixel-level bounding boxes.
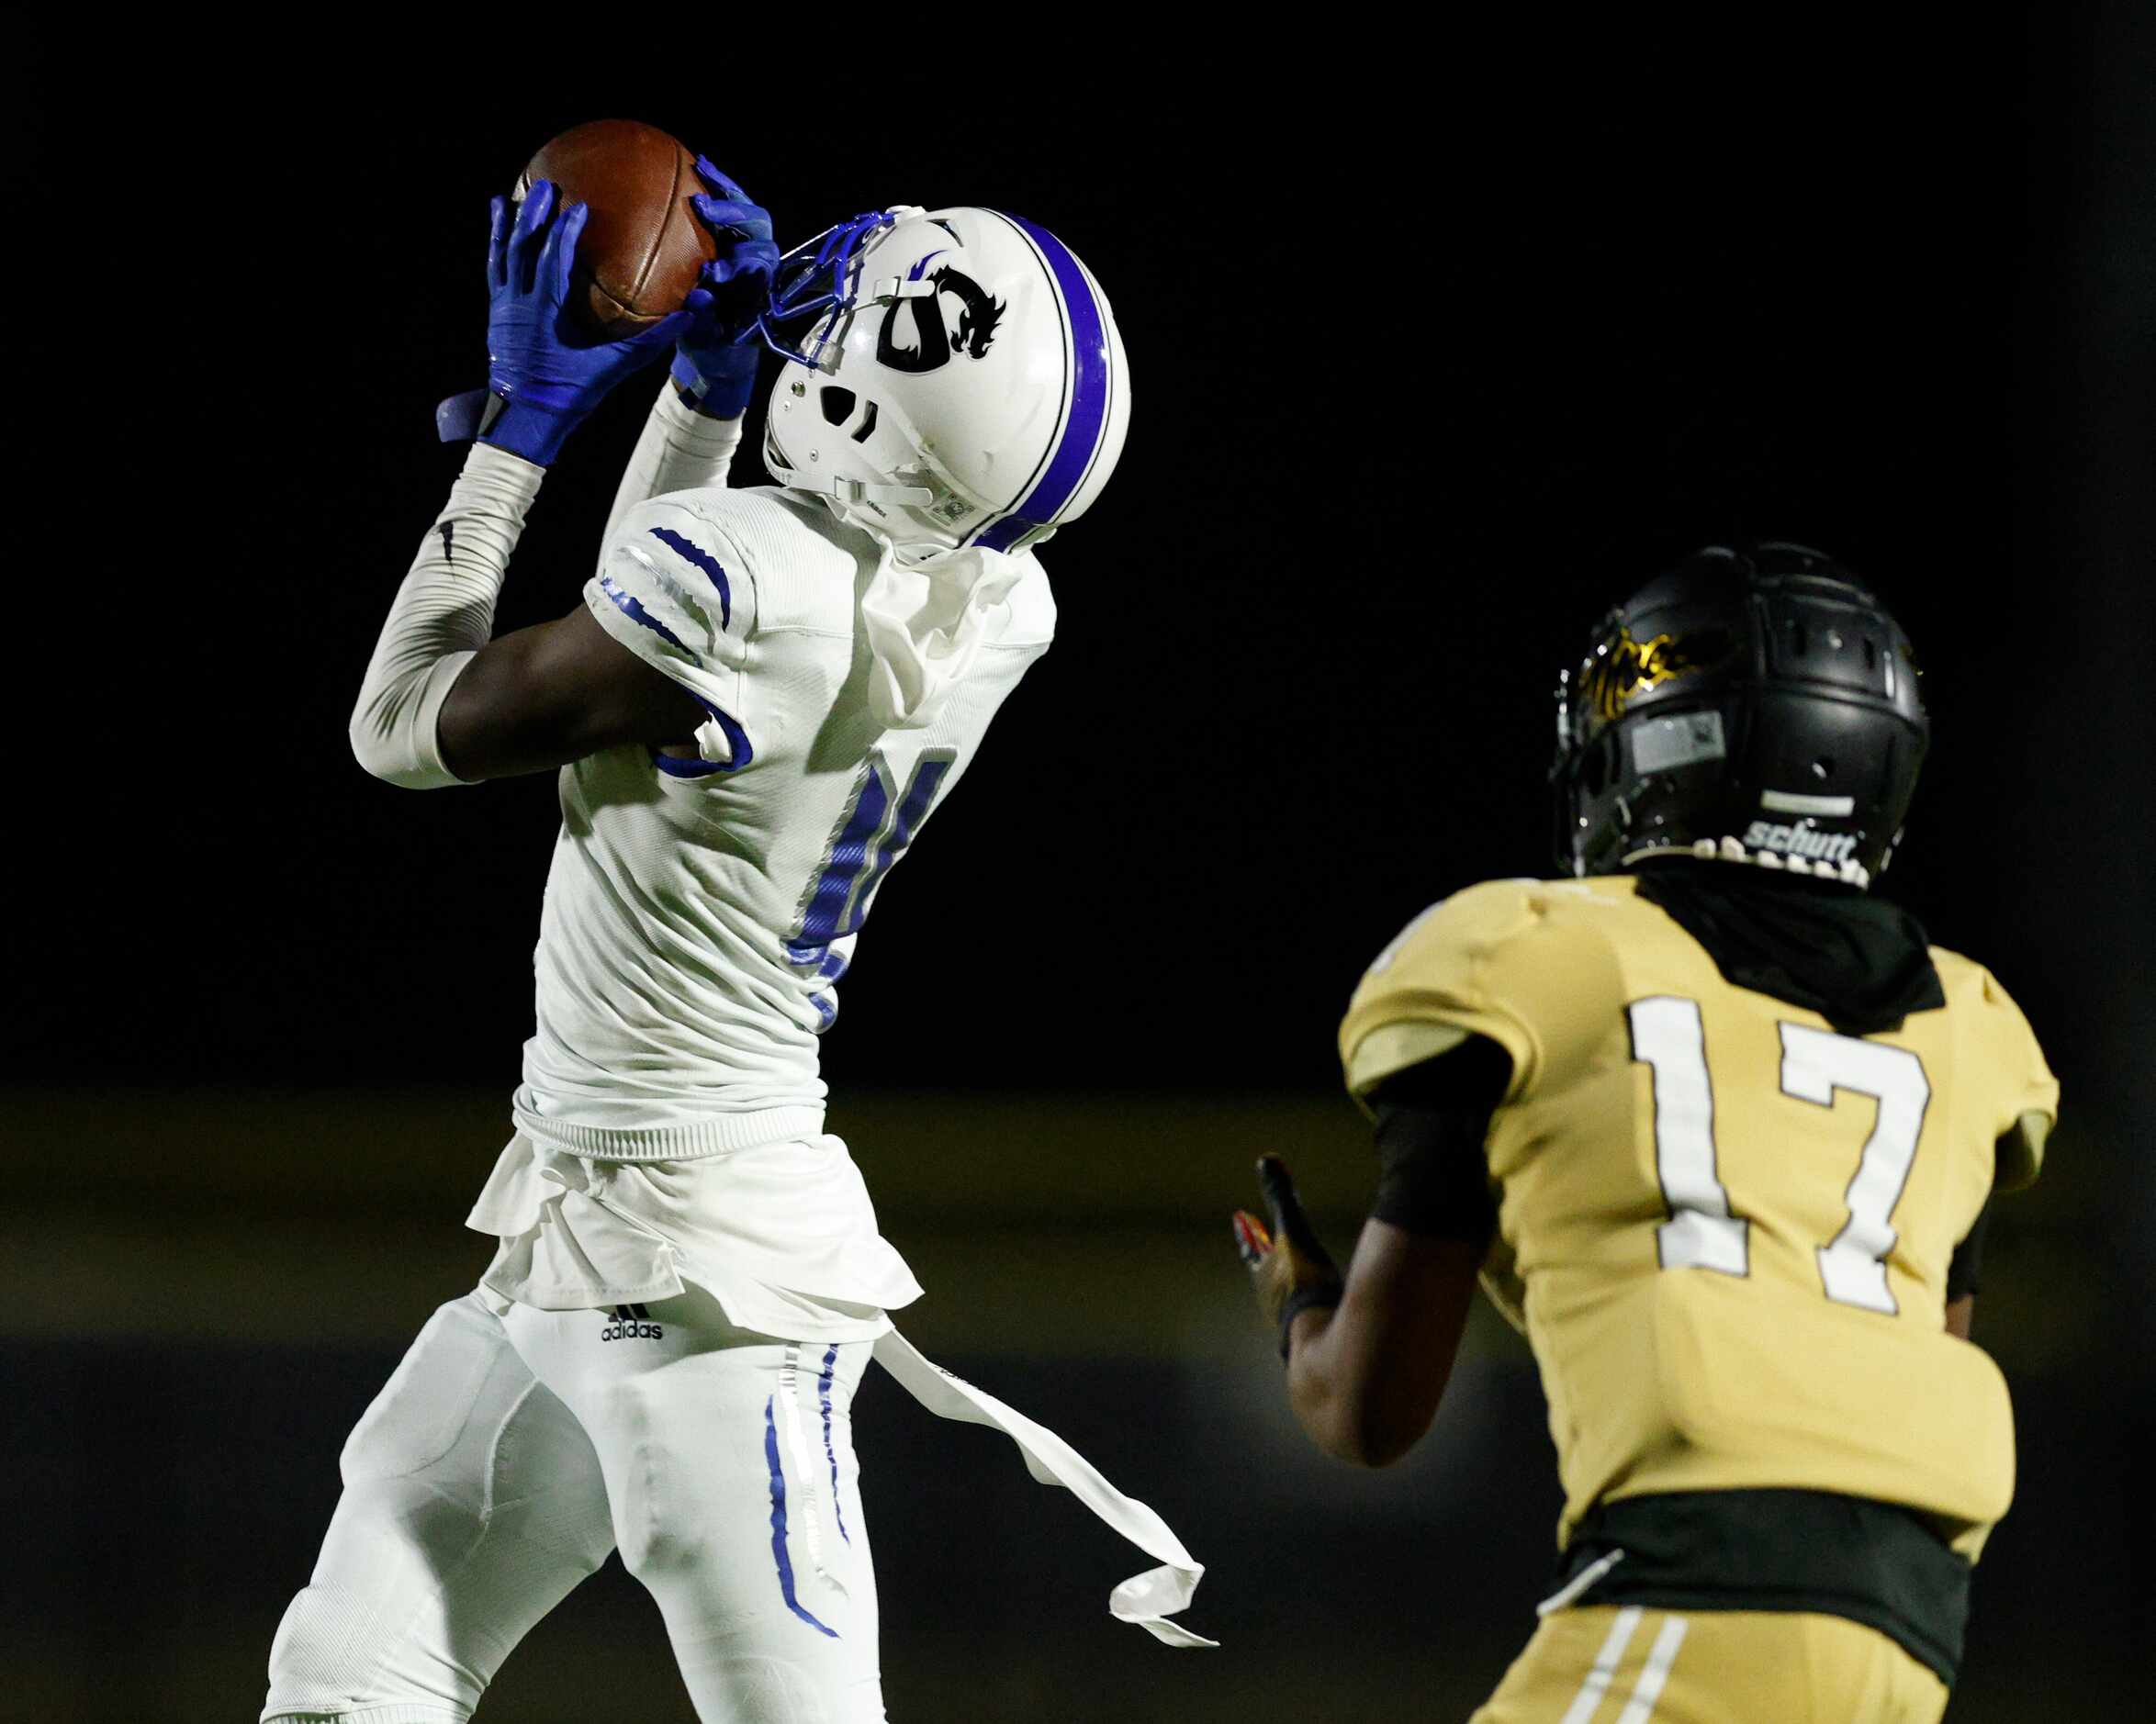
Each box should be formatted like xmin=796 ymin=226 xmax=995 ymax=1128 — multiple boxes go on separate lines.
xmin=263 ymin=162 xmax=1207 ymax=1724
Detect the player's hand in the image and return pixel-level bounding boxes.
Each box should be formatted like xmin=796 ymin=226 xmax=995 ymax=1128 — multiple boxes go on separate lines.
xmin=670 ymin=159 xmax=781 ymax=420
xmin=1232 ymin=1157 xmax=1345 ymax=1362
xmin=445 ymin=180 xmax=693 ymax=465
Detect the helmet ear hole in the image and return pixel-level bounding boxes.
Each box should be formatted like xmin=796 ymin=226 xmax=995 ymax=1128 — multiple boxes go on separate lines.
xmin=850 ymin=400 xmax=880 ymax=444
xmin=819 ymin=386 xmax=857 ymax=426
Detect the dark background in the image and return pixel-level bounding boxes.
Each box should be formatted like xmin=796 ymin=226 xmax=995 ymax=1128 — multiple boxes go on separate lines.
xmin=6 ymin=17 xmax=2151 ymax=1722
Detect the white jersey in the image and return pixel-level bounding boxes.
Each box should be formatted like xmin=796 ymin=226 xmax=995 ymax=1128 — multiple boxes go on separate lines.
xmin=511 ymin=483 xmax=1055 ymax=1157
xmin=429 ymin=395 xmax=1055 ymax=1337
xmin=336 ymin=403 xmax=1209 ymax=1656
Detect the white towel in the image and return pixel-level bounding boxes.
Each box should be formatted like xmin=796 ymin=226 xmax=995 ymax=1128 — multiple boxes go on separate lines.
xmin=870 ymin=1329 xmax=1216 ymax=1648
xmin=859 ymin=538 xmax=1029 ymax=731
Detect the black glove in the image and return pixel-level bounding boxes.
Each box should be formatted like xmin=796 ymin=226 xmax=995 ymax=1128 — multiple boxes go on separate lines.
xmin=1231 ymin=1156 xmax=1345 ymax=1361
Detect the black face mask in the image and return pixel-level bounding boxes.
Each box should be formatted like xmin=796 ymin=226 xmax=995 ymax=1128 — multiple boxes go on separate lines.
xmin=1630 ymin=857 xmax=1946 ymax=1037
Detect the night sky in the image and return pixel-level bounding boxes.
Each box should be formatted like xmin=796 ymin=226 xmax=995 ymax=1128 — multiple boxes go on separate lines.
xmin=7 ymin=25 xmax=2155 ymax=1722
xmin=13 ymin=28 xmax=2144 ymax=1120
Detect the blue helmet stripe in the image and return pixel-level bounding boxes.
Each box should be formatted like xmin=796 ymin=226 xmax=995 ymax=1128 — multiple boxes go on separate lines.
xmin=973 ymin=212 xmax=1112 ymax=551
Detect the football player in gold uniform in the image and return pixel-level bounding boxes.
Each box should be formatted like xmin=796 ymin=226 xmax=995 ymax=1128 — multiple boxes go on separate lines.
xmin=1234 ymin=545 xmax=2056 ymax=1721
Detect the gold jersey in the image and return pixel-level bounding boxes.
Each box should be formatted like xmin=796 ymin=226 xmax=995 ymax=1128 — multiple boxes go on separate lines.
xmin=1338 ymin=874 xmax=2058 ymax=1561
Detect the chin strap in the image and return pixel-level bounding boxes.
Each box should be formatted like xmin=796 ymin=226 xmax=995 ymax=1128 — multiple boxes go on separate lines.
xmin=767 ymin=453 xmax=937 ymax=508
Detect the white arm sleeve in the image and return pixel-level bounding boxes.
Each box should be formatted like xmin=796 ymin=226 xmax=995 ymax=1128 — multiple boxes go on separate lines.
xmin=348 ymin=443 xmax=545 ymax=789
xmin=601 ymin=384 xmax=746 ymax=545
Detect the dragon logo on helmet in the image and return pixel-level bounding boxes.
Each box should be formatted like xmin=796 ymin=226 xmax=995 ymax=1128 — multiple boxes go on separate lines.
xmin=875 ymin=264 xmax=1008 ymax=375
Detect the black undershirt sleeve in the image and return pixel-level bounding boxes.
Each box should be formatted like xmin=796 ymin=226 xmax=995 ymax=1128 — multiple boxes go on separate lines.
xmin=1365 ymin=1034 xmax=1512 ymax=1254
xmin=1946 ymin=1199 xmax=1991 ymax=1302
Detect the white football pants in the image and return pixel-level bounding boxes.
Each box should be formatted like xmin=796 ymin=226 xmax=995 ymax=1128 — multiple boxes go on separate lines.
xmin=263 ymin=1286 xmax=883 ymax=1723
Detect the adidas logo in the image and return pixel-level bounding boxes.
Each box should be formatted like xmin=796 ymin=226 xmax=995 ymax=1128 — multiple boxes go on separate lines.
xmin=599 ymin=1303 xmax=664 ymax=1342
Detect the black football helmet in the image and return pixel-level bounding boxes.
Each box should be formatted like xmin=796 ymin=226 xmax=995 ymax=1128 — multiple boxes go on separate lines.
xmin=1552 ymin=543 xmax=1928 ymax=886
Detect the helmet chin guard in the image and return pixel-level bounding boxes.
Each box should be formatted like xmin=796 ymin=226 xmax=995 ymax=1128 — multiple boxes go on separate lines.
xmin=1552 ymin=543 xmax=1930 ymax=889
xmin=755 ymin=205 xmax=1129 ymax=554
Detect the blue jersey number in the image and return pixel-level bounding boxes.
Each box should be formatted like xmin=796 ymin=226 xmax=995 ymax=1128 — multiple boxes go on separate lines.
xmin=785 ymin=750 xmax=955 ymax=1029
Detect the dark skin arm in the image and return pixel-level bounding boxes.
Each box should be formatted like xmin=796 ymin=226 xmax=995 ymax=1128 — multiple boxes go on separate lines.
xmin=1285 ymin=1228 xmax=1977 ymax=1459
xmin=1941 ymin=1114 xmax=2043 ymax=1345
xmin=437 ymin=603 xmax=707 ymax=781
xmin=1287 ymin=1233 xmax=1974 ymax=1454
xmin=1282 ymin=1220 xmax=1483 ymax=1468
xmin=1236 ymin=1044 xmax=1505 ymax=1469
xmin=1940 ymin=1113 xmax=2046 ymax=1344
xmin=1258 ymin=1055 xmax=2008 ymax=1459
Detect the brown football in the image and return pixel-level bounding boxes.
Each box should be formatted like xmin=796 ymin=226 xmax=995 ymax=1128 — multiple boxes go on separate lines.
xmin=514 ymin=119 xmax=715 ymax=336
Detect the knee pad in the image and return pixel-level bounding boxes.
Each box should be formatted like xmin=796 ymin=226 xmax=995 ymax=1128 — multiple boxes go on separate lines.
xmin=691 ymin=1654 xmax=838 ymax=1724
xmin=264 ymin=1578 xmax=475 ymax=1721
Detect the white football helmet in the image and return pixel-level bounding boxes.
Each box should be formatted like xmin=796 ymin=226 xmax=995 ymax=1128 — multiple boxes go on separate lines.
xmin=754 ymin=206 xmax=1129 ymax=554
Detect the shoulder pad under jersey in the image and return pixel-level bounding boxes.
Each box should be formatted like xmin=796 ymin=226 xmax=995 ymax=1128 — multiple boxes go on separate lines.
xmin=584 ymin=496 xmax=760 ymax=774
xmin=1928 ymin=947 xmax=2061 ymax=1190
xmin=1338 ymin=878 xmax=1597 ymax=1104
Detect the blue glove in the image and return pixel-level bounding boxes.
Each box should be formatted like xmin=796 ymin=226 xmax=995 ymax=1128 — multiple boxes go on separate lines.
xmin=668 ymin=158 xmax=782 ymax=421
xmin=438 ymin=179 xmax=691 ymax=466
